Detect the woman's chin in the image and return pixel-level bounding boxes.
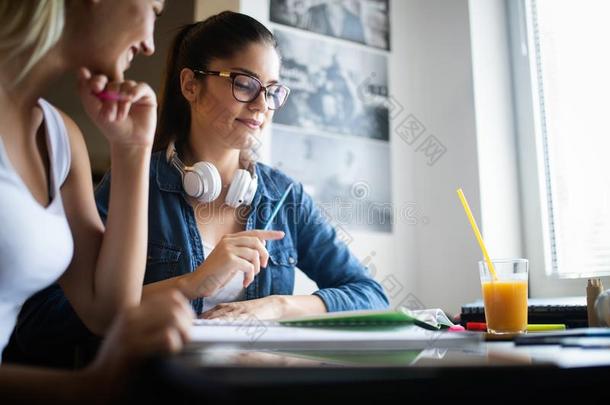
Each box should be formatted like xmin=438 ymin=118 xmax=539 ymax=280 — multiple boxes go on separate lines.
xmin=230 ymin=140 xmax=256 ymax=151
xmin=222 ymin=130 xmax=260 ymax=150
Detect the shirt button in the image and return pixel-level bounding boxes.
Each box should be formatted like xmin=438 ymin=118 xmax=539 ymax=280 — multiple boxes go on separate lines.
xmin=288 ymin=257 xmax=296 ymax=265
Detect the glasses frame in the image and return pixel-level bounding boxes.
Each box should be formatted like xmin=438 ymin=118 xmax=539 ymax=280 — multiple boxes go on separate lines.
xmin=192 ymin=69 xmax=290 ymax=110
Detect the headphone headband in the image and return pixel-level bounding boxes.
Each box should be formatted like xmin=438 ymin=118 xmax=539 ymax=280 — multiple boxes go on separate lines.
xmin=166 ymin=141 xmax=187 ymax=174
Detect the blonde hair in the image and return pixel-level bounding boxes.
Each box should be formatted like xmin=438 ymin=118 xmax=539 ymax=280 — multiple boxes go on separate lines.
xmin=0 ymin=0 xmax=65 ymax=85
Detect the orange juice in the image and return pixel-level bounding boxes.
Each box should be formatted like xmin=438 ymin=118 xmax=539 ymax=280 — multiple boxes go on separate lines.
xmin=481 ymin=279 xmax=528 ymax=333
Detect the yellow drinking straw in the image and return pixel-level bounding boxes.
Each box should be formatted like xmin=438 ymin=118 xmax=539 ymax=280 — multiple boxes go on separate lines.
xmin=456 ymin=188 xmax=498 ymax=280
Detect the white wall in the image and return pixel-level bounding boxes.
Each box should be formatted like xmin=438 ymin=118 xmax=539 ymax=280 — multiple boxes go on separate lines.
xmin=469 ymin=0 xmax=523 ymax=260
xmin=400 ymin=0 xmax=484 ymax=315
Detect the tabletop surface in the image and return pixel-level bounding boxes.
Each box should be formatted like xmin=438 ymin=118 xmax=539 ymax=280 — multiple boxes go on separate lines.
xmin=135 ymin=340 xmax=610 ymax=401
xmin=169 ymin=340 xmax=610 ymax=368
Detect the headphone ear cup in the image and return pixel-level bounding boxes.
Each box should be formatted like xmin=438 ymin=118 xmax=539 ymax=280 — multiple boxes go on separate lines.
xmin=243 ymin=174 xmax=258 ymax=206
xmin=184 ymin=162 xmax=221 ymax=203
xmin=225 ymin=169 xmax=251 ymax=208
xmin=183 ymin=170 xmax=204 ymax=199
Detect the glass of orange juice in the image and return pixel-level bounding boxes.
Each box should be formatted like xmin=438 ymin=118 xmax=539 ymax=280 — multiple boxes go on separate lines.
xmin=479 ymin=259 xmax=528 ymax=334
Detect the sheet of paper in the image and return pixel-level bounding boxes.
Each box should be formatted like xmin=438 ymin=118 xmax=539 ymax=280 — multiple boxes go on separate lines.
xmin=189 ymin=320 xmax=481 ymax=351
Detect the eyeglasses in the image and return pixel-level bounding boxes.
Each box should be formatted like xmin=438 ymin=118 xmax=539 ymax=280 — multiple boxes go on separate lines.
xmin=193 ymin=69 xmax=290 ymax=110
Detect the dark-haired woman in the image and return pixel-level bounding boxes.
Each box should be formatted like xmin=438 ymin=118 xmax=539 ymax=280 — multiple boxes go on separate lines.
xmin=119 ymin=11 xmax=390 ymax=319
xmin=17 ymin=11 xmax=388 ymax=336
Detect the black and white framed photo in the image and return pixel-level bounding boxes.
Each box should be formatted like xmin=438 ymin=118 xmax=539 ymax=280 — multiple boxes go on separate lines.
xmin=273 ymin=28 xmax=389 ymax=141
xmin=270 ymin=0 xmax=390 ymax=50
xmin=271 ymin=126 xmax=393 ymax=233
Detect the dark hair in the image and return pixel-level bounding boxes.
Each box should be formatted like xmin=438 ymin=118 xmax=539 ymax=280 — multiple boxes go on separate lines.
xmin=154 ymin=11 xmax=278 ymax=152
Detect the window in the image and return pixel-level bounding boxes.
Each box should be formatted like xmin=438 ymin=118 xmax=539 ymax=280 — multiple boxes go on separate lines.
xmin=514 ymin=0 xmax=610 ymax=279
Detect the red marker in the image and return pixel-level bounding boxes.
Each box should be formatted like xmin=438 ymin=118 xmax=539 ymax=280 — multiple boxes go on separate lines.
xmin=466 ymin=322 xmax=487 ymax=331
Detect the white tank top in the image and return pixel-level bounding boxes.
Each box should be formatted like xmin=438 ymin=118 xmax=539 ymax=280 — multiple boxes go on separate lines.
xmin=0 ymin=99 xmax=74 ymax=361
xmin=201 ymin=240 xmax=246 ymax=313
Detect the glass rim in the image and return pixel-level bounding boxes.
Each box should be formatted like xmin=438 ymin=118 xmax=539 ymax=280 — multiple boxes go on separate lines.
xmin=478 ymin=258 xmax=528 ymax=265
xmin=230 ymin=75 xmax=290 ymax=109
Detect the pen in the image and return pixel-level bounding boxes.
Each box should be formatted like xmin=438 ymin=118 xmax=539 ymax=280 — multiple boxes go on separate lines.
xmin=263 ymin=183 xmax=294 ymax=230
xmin=466 ymin=322 xmax=566 ymax=332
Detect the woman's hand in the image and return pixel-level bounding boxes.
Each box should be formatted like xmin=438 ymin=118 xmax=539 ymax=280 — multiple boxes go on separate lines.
xmin=200 ymin=296 xmax=286 ymax=321
xmin=77 ymin=67 xmax=157 ymax=148
xmin=89 ymin=290 xmax=194 ymax=377
xmin=185 ymin=230 xmax=285 ymax=298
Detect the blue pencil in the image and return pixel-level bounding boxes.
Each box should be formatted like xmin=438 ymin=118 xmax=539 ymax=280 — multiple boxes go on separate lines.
xmin=263 ymin=183 xmax=294 ymax=230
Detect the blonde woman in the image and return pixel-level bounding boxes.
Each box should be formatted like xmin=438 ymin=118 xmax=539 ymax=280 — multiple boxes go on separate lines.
xmin=0 ymin=0 xmax=192 ymax=400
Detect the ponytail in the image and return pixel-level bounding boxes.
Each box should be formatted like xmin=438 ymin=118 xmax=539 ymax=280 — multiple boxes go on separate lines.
xmin=154 ymin=23 xmax=196 ymax=152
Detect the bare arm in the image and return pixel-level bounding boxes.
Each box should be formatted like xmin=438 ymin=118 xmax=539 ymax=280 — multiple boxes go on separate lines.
xmin=0 ymin=290 xmax=193 ymax=403
xmin=143 ymin=273 xmax=194 ymax=300
xmin=276 ymin=295 xmax=327 ymax=318
xmin=58 ymin=70 xmax=156 ymax=334
xmin=59 ymin=122 xmax=151 ymax=333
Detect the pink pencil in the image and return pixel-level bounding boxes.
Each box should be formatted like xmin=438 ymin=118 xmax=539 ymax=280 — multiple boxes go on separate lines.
xmin=95 ymin=90 xmax=122 ymax=101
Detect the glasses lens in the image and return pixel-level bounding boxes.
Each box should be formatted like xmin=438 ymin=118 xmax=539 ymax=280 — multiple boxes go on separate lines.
xmin=233 ymin=74 xmax=261 ymax=102
xmin=267 ymin=85 xmax=289 ymax=110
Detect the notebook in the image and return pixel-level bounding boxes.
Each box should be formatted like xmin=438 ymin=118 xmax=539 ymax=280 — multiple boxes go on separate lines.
xmin=278 ymin=307 xmax=456 ymax=330
xmin=194 ymin=308 xmax=455 ymax=330
xmin=460 ymin=296 xmax=587 ymax=328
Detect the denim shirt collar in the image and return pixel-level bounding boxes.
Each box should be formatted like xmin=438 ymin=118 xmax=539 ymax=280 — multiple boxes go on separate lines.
xmin=153 ymin=151 xmax=283 ymax=204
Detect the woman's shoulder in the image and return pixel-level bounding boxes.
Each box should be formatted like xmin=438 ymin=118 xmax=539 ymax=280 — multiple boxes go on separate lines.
xmin=38 ymin=100 xmax=78 ymax=187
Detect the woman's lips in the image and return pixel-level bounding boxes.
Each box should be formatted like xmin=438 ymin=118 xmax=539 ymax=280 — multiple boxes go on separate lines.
xmin=237 ymin=118 xmax=262 ymax=129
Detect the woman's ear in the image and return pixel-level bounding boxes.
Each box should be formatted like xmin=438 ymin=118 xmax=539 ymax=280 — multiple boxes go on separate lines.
xmin=180 ymin=68 xmax=200 ymax=102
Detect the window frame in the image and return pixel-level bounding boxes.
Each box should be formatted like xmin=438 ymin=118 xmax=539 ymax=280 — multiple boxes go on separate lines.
xmin=507 ymin=0 xmax=610 ymax=296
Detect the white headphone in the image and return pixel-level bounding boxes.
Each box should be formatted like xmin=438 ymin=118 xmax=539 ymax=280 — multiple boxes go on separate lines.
xmin=166 ymin=141 xmax=258 ymax=208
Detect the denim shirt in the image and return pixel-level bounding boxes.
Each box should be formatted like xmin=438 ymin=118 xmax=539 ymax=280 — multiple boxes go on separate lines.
xmin=95 ymin=151 xmax=389 ymax=314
